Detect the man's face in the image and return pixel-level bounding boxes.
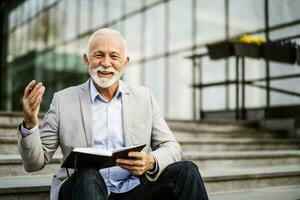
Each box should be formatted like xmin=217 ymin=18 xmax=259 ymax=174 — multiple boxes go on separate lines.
xmin=84 ymin=33 xmax=129 ymax=88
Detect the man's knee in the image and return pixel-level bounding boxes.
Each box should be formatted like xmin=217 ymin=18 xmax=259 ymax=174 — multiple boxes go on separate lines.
xmin=78 ymin=168 xmax=100 ymax=176
xmin=166 ymin=161 xmax=200 ymax=177
xmin=74 ymin=168 xmax=103 ymax=184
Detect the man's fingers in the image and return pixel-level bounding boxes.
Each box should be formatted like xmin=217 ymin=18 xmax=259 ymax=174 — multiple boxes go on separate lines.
xmin=32 ymin=94 xmax=43 ymax=109
xmin=117 ymin=164 xmax=143 ymax=175
xmin=128 ymin=151 xmax=145 ymax=159
xmin=24 ymin=80 xmax=36 ymax=97
xmin=30 ymin=86 xmax=45 ymax=105
xmin=116 ymin=158 xmax=145 ymax=167
xmin=28 ymin=82 xmax=43 ymax=99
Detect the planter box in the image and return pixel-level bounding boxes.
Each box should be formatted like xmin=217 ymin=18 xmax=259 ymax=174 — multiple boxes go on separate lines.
xmin=263 ymin=44 xmax=296 ymax=64
xmin=297 ymin=48 xmax=300 ymax=65
xmin=206 ymin=41 xmax=234 ymax=60
xmin=234 ymin=42 xmax=262 ymax=58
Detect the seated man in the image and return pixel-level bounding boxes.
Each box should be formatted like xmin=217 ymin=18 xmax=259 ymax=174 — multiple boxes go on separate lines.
xmin=18 ymin=28 xmax=209 ymax=200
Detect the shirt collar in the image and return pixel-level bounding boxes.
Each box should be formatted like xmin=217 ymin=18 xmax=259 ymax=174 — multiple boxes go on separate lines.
xmin=89 ymin=79 xmax=123 ymax=103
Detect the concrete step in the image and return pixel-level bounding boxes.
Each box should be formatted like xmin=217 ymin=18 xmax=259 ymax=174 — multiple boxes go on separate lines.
xmin=0 ymin=137 xmax=63 ymax=155
xmin=0 ymin=138 xmax=18 ymax=154
xmin=184 ymin=150 xmax=300 ymax=169
xmin=0 ymin=112 xmax=25 ymax=127
xmin=168 ymin=120 xmax=259 ymax=132
xmin=174 ymin=130 xmax=286 ymax=139
xmin=168 ymin=121 xmax=288 ymax=137
xmin=1 ymin=125 xmax=285 ymax=141
xmin=0 ymin=164 xmax=299 ymax=198
xmin=0 ymin=175 xmax=50 ymax=200
xmin=3 ymin=137 xmax=299 ymax=155
xmin=204 ymin=164 xmax=300 ymax=193
xmin=0 ymin=112 xmax=43 ymax=127
xmin=2 ymin=150 xmax=300 ymax=177
xmin=0 ymin=125 xmax=18 ymax=139
xmin=209 ymin=184 xmax=300 ymax=200
xmin=0 ymin=154 xmax=61 ymax=177
xmin=179 ymin=138 xmax=300 ymax=151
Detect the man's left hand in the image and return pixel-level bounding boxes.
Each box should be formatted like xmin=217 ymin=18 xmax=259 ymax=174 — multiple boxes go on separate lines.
xmin=116 ymin=152 xmax=155 ymax=176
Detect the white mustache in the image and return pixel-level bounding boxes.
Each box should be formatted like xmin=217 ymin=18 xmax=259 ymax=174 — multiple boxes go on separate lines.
xmin=96 ymin=66 xmax=117 ymax=73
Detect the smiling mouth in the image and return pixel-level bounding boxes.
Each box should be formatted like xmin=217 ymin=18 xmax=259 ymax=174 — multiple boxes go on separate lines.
xmin=98 ymin=71 xmax=114 ymax=76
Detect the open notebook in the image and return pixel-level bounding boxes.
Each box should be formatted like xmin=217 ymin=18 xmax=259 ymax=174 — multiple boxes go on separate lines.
xmin=61 ymin=144 xmax=146 ymax=170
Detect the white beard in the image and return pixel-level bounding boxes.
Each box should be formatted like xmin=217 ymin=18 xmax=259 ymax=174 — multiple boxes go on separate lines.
xmin=88 ymin=66 xmax=123 ymax=88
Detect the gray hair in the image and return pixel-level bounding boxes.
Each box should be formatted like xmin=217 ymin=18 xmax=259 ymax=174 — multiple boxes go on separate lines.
xmin=86 ymin=28 xmax=127 ymax=56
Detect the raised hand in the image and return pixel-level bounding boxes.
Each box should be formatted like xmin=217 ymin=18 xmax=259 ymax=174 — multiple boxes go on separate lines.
xmin=23 ymin=80 xmax=45 ymax=129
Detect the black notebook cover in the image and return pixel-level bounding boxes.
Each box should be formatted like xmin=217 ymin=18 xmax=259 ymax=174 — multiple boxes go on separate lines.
xmin=61 ymin=144 xmax=146 ymax=170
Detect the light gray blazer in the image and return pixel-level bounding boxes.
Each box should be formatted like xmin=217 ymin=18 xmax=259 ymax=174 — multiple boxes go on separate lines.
xmin=18 ymin=80 xmax=182 ymax=200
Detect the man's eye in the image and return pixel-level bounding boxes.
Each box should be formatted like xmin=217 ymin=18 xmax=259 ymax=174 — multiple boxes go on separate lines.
xmin=94 ymin=55 xmax=103 ymax=58
xmin=111 ymin=55 xmax=119 ymax=60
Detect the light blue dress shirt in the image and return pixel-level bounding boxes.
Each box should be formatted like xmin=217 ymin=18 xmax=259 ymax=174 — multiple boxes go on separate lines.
xmin=89 ymin=80 xmax=140 ymax=193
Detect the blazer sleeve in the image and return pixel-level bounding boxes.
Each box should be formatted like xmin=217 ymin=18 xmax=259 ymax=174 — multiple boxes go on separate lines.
xmin=18 ymin=93 xmax=60 ymax=172
xmin=146 ymin=89 xmax=182 ymax=181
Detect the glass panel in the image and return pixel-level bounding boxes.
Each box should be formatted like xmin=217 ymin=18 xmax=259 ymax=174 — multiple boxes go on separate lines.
xmin=270 ymin=79 xmax=300 ymax=106
xmin=144 ymin=58 xmax=165 ymax=114
xmin=244 ymin=59 xmax=265 ymax=80
xmin=196 ymin=0 xmax=225 ymax=44
xmin=15 ymin=27 xmax=21 ymax=57
xmin=8 ymin=9 xmax=16 ymax=31
xmin=24 ymin=0 xmax=31 ymax=23
xmin=145 ymin=3 xmax=165 ymax=57
xmin=48 ymin=7 xmax=58 ymax=47
xmin=126 ymin=0 xmax=143 ymax=14
xmin=123 ymin=14 xmax=142 ymax=62
xmin=145 ymin=0 xmax=162 ymax=6
xmin=169 ymin=0 xmax=192 ymax=50
xmin=245 ymin=85 xmax=266 ymax=108
xmin=56 ymin=0 xmax=67 ymax=44
xmin=269 ymin=0 xmax=300 ymax=26
xmin=168 ymin=52 xmax=193 ymax=119
xmin=108 ymin=0 xmax=123 ymax=23
xmin=201 ymin=57 xmax=226 ymax=83
xmin=270 ymin=62 xmax=300 ymax=77
xmin=79 ymin=0 xmax=90 ymax=34
xmin=203 ymin=86 xmax=226 ymax=110
xmin=64 ymin=0 xmax=77 ymax=40
xmin=123 ymin=64 xmax=143 ymax=86
xmin=91 ymin=0 xmax=105 ymax=29
xmin=229 ymin=0 xmax=264 ymax=36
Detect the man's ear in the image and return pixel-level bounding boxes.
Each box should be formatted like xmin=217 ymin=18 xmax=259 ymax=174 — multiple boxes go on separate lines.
xmin=83 ymin=54 xmax=89 ymax=66
xmin=125 ymin=56 xmax=130 ymax=66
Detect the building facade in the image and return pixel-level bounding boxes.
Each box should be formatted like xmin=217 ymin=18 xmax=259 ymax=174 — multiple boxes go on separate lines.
xmin=1 ymin=0 xmax=300 ymax=120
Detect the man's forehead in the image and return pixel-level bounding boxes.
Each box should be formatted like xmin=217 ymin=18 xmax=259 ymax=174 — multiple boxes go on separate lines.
xmin=89 ymin=34 xmax=124 ymax=50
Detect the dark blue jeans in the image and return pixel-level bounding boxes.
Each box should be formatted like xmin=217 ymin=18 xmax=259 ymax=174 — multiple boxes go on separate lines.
xmin=59 ymin=161 xmax=209 ymax=200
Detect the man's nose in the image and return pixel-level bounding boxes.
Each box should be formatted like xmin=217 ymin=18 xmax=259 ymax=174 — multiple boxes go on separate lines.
xmin=101 ymin=56 xmax=112 ymax=68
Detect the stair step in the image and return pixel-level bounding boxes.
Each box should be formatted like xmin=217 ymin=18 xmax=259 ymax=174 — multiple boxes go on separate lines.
xmin=0 ymin=138 xmax=18 ymax=154
xmin=204 ymin=164 xmax=300 ymax=193
xmin=1 ymin=165 xmax=299 ymax=198
xmin=179 ymin=138 xmax=300 ymax=151
xmin=0 ymin=154 xmax=61 ymax=177
xmin=0 ymin=112 xmax=43 ymax=127
xmin=174 ymin=130 xmax=286 ymax=139
xmin=183 ymin=150 xmax=300 ymax=168
xmin=0 ymin=137 xmax=63 ymax=155
xmin=168 ymin=120 xmax=261 ymax=133
xmin=1 ymin=151 xmax=300 ymax=177
xmin=0 ymin=175 xmax=51 ymax=199
xmin=0 ymin=125 xmax=19 ymax=139
xmin=209 ymin=184 xmax=300 ymax=200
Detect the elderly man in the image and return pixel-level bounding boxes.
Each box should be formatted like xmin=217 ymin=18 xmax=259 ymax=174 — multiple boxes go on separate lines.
xmin=18 ymin=28 xmax=208 ymax=200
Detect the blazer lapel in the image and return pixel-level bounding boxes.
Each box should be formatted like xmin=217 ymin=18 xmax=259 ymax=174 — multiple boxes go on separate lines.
xmin=122 ymin=83 xmax=132 ymax=147
xmin=80 ymin=80 xmax=93 ymax=147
